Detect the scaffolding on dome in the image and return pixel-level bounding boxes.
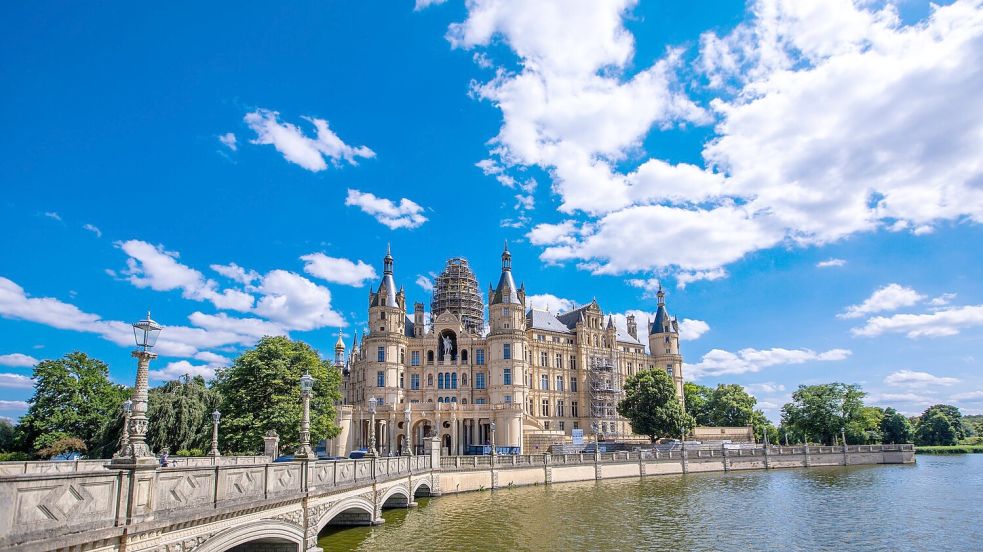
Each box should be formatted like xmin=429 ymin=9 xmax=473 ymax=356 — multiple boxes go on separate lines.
xmin=430 ymin=257 xmax=485 ymax=335
xmin=589 ymin=353 xmax=622 ymax=440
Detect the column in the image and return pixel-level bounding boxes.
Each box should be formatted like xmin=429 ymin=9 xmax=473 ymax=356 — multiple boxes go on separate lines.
xmin=451 ymin=414 xmax=459 ymax=456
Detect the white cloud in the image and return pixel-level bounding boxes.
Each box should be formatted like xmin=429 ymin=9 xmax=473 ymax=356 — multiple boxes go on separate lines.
xmin=118 ymin=240 xmax=255 ymax=312
xmin=218 ymin=132 xmax=237 ymax=151
xmin=0 ymin=400 xmax=29 ymax=411
xmin=626 ymin=277 xmax=661 ymax=299
xmin=244 ymin=109 xmax=374 ymax=171
xmin=187 ymin=312 xmax=287 ymax=340
xmin=686 ymin=346 xmax=851 ymax=379
xmin=300 ymin=253 xmax=377 ymax=287
xmin=884 ymin=370 xmax=959 ymax=387
xmin=415 ymin=274 xmax=435 ymax=293
xmin=43 ymin=212 xmax=61 ymax=222
xmin=82 ymin=224 xmax=102 ymax=238
xmin=0 ymin=373 xmax=33 ymax=389
xmin=525 ymin=293 xmax=577 ymax=313
xmin=442 ymin=0 xmax=983 ymax=282
xmin=676 ymin=268 xmax=727 ymax=289
xmin=852 ymin=304 xmax=983 ymax=338
xmin=677 ymin=319 xmax=710 ymax=341
xmin=817 ymin=258 xmax=846 ymax=268
xmin=253 ymin=270 xmax=345 ymax=331
xmin=951 ymin=390 xmax=983 ymax=402
xmin=149 ymin=360 xmax=218 ymax=382
xmin=415 ymin=0 xmax=447 ymax=10
xmin=210 ymin=262 xmax=260 ymax=286
xmin=744 ymin=382 xmax=786 ymax=394
xmin=838 ymin=284 xmax=924 ymax=319
xmin=345 ymin=189 xmax=428 ymax=229
xmin=929 ymin=293 xmax=957 ymax=307
xmin=193 ymin=351 xmax=230 ymax=366
xmin=0 ymin=353 xmax=38 ymax=367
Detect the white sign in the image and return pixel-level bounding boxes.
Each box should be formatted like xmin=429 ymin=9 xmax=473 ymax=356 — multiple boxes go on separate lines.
xmin=572 ymin=428 xmax=584 ymax=446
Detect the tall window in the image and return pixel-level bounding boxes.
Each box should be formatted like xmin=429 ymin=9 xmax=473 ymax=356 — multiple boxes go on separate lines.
xmin=503 ymin=343 xmax=511 ymax=360
xmin=570 ymin=356 xmax=576 ymax=370
xmin=556 ymin=400 xmax=564 ymax=417
xmin=399 ymin=372 xmax=404 ymax=388
xmin=377 ymin=371 xmax=384 ymax=387
xmin=476 ymin=372 xmax=486 ymax=389
xmin=399 ymin=349 xmax=405 ymax=364
xmin=571 ymin=401 xmax=579 ymax=417
xmin=476 ymin=348 xmax=485 ymax=365
xmin=427 ymin=374 xmax=433 ymax=387
xmin=666 ymin=366 xmax=674 ymax=377
xmin=427 ymin=350 xmax=434 ymax=364
xmin=556 ymin=353 xmax=563 ymax=369
xmin=627 ymin=362 xmax=633 ymax=376
xmin=411 ymin=374 xmax=420 ymax=390
xmin=540 ymin=374 xmax=548 ymax=390
xmin=504 ymin=395 xmax=512 ymax=404
xmin=377 ymin=346 xmax=385 ymax=362
xmin=541 ymin=398 xmax=550 ymax=417
xmin=571 ymin=377 xmax=578 ymax=392
xmin=451 ymin=373 xmax=458 ymax=389
xmin=556 ymin=375 xmax=564 ymax=392
xmin=462 ymin=349 xmax=468 ymax=362
xmin=411 ymin=351 xmax=420 ymax=366
xmin=540 ymin=351 xmax=548 ymax=366
xmin=504 ymin=368 xmax=512 ymax=385
xmin=438 ymin=373 xmax=445 ymax=389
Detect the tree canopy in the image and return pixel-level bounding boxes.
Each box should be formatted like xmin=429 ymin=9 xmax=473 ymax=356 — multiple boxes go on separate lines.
xmin=213 ymin=336 xmax=342 ymax=454
xmin=683 ymin=382 xmax=712 ymax=426
xmin=16 ymin=352 xmax=129 ymax=458
xmin=780 ymin=383 xmax=865 ymax=445
xmin=147 ymin=375 xmax=222 ymax=454
xmin=880 ymin=407 xmax=914 ymax=444
xmin=617 ymin=368 xmax=694 ymax=441
xmin=914 ymin=404 xmax=963 ymax=446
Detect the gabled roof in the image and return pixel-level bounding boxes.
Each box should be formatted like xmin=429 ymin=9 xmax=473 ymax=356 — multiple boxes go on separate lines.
xmin=526 ymin=309 xmax=573 ymax=334
xmin=615 ymin=327 xmax=642 ymax=345
xmin=404 ymin=315 xmax=415 ymax=337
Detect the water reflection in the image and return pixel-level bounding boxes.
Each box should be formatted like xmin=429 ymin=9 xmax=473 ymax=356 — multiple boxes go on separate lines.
xmin=319 ymin=455 xmax=982 ymax=551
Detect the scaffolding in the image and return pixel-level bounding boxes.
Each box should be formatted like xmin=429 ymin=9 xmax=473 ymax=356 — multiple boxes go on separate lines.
xmin=430 ymin=257 xmax=485 ymax=335
xmin=588 ymin=354 xmax=622 ymax=440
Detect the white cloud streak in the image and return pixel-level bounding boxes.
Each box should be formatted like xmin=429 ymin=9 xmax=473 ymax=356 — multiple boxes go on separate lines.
xmin=839 ymin=284 xmax=924 ymax=319
xmin=345 ymin=189 xmax=428 ymax=230
xmin=300 ymin=253 xmax=377 ymax=287
xmin=0 ymin=353 xmax=38 ymax=367
xmin=686 ymin=346 xmax=851 ymax=379
xmin=244 ymin=109 xmax=374 ymax=171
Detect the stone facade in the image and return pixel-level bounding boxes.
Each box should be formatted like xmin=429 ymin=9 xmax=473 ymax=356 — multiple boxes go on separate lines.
xmin=341 ymin=245 xmax=685 ymax=455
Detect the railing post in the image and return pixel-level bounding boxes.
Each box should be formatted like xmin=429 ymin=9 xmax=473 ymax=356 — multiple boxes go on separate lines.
xmin=763 ymin=444 xmax=770 ymax=469
xmin=804 ymin=444 xmax=810 ymax=467
xmin=543 ymin=452 xmax=552 ymax=485
xmin=722 ymin=443 xmax=729 ymax=472
xmin=681 ymin=442 xmax=688 ymax=474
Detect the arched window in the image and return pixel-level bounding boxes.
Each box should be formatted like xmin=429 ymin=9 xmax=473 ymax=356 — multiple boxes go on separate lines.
xmin=427 ymin=374 xmax=434 ymax=387
xmin=462 ymin=398 xmax=468 ymax=405
xmin=451 ymin=373 xmax=458 ymax=389
xmin=438 ymin=373 xmax=445 ymax=389
xmin=437 ymin=397 xmax=444 ymax=403
xmin=381 ymin=312 xmax=386 ymax=320
xmin=461 ymin=349 xmax=469 ymax=362
xmin=451 ymin=397 xmax=457 ymax=402
xmin=462 ymin=373 xmax=469 ymax=387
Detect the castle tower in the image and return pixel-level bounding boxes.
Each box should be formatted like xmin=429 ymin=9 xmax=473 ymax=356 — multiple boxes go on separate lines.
xmin=334 ymin=331 xmax=346 ymax=367
xmin=365 ymin=245 xmax=408 ymax=407
xmin=647 ymin=287 xmax=684 ymax=403
xmin=487 ymin=242 xmax=527 ymax=449
xmin=627 ymin=314 xmax=637 ymax=340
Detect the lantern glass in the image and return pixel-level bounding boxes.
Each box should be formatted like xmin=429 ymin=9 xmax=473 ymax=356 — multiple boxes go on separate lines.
xmin=490 ymin=422 xmax=496 ymax=431
xmin=369 ymin=397 xmax=377 ymax=413
xmin=132 ymin=313 xmax=163 ymax=349
xmin=212 ymin=410 xmax=221 ymax=423
xmin=299 ymin=372 xmax=315 ymax=393
xmin=122 ymin=399 xmax=133 ymax=413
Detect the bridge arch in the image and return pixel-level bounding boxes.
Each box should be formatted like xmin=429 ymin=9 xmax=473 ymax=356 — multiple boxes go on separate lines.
xmin=380 ymin=484 xmax=411 ymax=508
xmin=315 ymin=496 xmax=377 ymax=532
xmin=412 ymin=478 xmax=433 ymax=498
xmin=195 ymin=519 xmax=303 ymax=552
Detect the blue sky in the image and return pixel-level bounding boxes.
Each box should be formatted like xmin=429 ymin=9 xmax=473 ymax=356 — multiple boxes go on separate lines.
xmin=1 ymin=0 xmax=981 ymax=422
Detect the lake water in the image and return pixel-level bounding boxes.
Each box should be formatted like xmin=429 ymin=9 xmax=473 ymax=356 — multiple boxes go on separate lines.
xmin=318 ymin=454 xmax=983 ymax=551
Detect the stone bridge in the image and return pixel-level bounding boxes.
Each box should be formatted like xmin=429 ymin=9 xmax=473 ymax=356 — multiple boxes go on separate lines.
xmin=0 ymin=445 xmax=439 ymax=552
xmin=0 ymin=442 xmax=914 ymax=552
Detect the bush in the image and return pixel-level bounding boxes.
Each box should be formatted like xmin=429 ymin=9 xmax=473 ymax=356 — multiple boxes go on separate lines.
xmin=0 ymin=451 xmax=30 ymax=462
xmin=37 ymin=437 xmax=87 ymax=459
xmin=915 ymin=445 xmax=983 ymax=454
xmin=175 ymin=448 xmax=206 ymax=457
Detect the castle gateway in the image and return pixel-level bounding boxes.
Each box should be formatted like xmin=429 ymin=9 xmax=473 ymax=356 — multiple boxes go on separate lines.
xmin=335 ymin=245 xmax=684 ymax=455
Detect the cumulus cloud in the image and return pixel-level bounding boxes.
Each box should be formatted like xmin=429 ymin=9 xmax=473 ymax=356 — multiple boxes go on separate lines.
xmin=82 ymin=224 xmax=102 ymax=238
xmin=884 ymin=370 xmax=959 ymax=387
xmin=210 ymin=262 xmax=260 ymax=286
xmin=686 ymin=346 xmax=851 ymax=379
xmin=929 ymin=293 xmax=957 ymax=307
xmin=118 ymin=240 xmax=255 ymax=312
xmin=525 ymin=293 xmax=577 ymax=313
xmin=677 ymin=319 xmax=710 ymax=341
xmin=839 ymin=284 xmax=925 ymax=319
xmin=0 ymin=373 xmax=33 ymax=389
xmin=626 ymin=277 xmax=661 ymax=299
xmin=415 ymin=0 xmax=447 ymax=10
xmin=244 ymin=109 xmax=374 ymax=171
xmin=218 ymin=132 xmax=237 ymax=151
xmin=951 ymin=390 xmax=983 ymax=402
xmin=300 ymin=253 xmax=377 ymax=287
xmin=415 ymin=274 xmax=435 ymax=293
xmin=852 ymin=304 xmax=983 ymax=338
xmin=345 ymin=189 xmax=428 ymax=229
xmin=744 ymin=382 xmax=786 ymax=394
xmin=817 ymin=258 xmax=846 ymax=268
xmin=441 ymin=0 xmax=983 ymax=282
xmin=0 ymin=400 xmax=29 ymax=411
xmin=253 ymin=270 xmax=345 ymax=331
xmin=149 ymin=360 xmax=218 ymax=382
xmin=0 ymin=353 xmax=38 ymax=367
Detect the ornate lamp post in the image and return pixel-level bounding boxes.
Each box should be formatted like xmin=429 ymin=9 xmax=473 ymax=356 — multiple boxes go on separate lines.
xmin=490 ymin=421 xmax=497 ymax=457
xmin=120 ymin=400 xmax=133 ymax=451
xmin=366 ymin=398 xmax=379 ymax=457
xmin=295 ymin=372 xmax=316 ymax=460
xmin=402 ymin=404 xmax=412 ymax=456
xmin=112 ymin=312 xmax=162 ymax=467
xmin=209 ymin=410 xmax=221 ymax=457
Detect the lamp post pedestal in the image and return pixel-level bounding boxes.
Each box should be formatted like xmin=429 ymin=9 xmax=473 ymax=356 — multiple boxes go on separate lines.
xmin=294 ymin=391 xmax=315 ymax=460
xmin=111 ymin=350 xmax=158 ymax=468
xmin=208 ymin=413 xmax=221 ymax=458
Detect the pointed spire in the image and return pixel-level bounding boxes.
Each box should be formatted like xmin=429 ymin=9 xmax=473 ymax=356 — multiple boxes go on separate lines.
xmin=607 ymin=315 xmax=615 ymax=329
xmin=501 ymin=241 xmax=512 ymax=272
xmin=383 ymin=243 xmax=394 ymax=275
xmin=657 ymin=283 xmax=665 ymax=305
xmin=334 ymin=330 xmax=345 ymax=351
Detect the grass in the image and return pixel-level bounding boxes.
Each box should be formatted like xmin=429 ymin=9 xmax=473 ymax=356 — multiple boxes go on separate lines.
xmin=914 ymin=445 xmax=983 ymax=454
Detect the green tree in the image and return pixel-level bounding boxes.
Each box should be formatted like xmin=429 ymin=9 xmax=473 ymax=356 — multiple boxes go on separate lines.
xmin=617 ymin=368 xmax=695 ymax=441
xmin=37 ymin=437 xmax=87 ymax=459
xmin=17 ymin=352 xmax=129 ymax=458
xmin=147 ymin=375 xmax=222 ymax=454
xmin=750 ymin=409 xmax=779 ymax=444
xmin=847 ymin=406 xmax=884 ymax=444
xmin=880 ymin=408 xmax=914 ymax=444
xmin=707 ymin=384 xmax=757 ymax=427
xmin=213 ymin=336 xmax=341 ymax=454
xmin=0 ymin=418 xmax=18 ymax=452
xmin=915 ymin=405 xmax=962 ymax=446
xmin=779 ymin=383 xmax=866 ymax=445
xmin=683 ymin=382 xmax=713 ymax=426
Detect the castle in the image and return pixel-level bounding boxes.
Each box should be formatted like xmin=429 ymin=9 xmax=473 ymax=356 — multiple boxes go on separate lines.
xmin=332 ymin=245 xmax=684 ymax=455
